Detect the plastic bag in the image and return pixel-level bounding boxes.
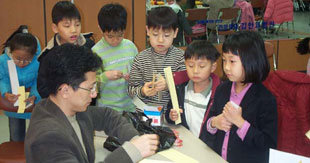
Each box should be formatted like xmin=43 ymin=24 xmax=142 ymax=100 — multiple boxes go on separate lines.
xmin=123 ymin=111 xmax=176 ymax=152
xmin=103 ymin=112 xmax=176 ymax=152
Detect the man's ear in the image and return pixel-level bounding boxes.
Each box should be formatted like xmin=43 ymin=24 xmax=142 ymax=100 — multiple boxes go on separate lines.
xmin=58 ymin=84 xmax=71 ymax=99
xmin=211 ymin=62 xmax=217 ymax=73
xmin=52 ymin=23 xmax=59 ymax=33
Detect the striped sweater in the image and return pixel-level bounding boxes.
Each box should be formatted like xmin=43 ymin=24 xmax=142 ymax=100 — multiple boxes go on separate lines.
xmin=128 ymin=46 xmax=186 ymax=107
xmin=92 ymin=38 xmax=138 ymax=112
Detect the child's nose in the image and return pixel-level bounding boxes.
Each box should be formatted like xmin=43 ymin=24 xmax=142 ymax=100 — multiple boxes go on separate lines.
xmin=70 ymin=26 xmax=77 ymax=33
xmin=158 ymin=35 xmax=164 ymax=42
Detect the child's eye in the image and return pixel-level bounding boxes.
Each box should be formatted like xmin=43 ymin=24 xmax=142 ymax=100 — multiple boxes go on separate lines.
xmin=200 ymin=65 xmax=206 ymax=68
xmin=152 ymin=33 xmax=158 ymax=36
xmin=165 ymin=35 xmax=170 ymax=37
xmin=222 ymin=59 xmax=226 ymax=62
xmin=75 ymin=23 xmax=81 ymax=27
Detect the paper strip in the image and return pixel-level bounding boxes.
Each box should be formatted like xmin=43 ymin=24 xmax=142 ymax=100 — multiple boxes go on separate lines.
xmin=7 ymin=60 xmax=20 ymax=106
xmin=158 ymin=149 xmax=199 ymax=163
xmin=17 ymin=86 xmax=26 ymax=113
xmin=164 ymin=67 xmax=181 ymax=124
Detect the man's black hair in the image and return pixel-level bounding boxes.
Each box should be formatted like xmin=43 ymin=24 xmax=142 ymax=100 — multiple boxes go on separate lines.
xmin=40 ymin=43 xmax=102 ymax=96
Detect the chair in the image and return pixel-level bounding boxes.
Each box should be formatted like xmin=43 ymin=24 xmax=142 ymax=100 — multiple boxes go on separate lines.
xmin=215 ymin=7 xmax=241 ymax=44
xmin=263 ymin=70 xmax=310 ymax=157
xmin=184 ymin=8 xmax=209 ymax=44
xmin=0 ymin=92 xmax=34 ymax=163
xmin=264 ymin=41 xmax=277 ymax=70
xmin=0 ymin=141 xmax=26 ymax=163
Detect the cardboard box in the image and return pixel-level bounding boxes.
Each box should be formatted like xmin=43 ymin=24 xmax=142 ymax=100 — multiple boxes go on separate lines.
xmin=143 ymin=105 xmax=163 ymax=126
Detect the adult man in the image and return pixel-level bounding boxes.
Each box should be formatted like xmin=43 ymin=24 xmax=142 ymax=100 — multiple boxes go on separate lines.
xmin=25 ymin=44 xmax=159 ymax=163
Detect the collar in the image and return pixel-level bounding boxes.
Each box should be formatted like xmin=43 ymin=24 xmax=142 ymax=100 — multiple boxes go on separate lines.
xmin=150 ymin=46 xmax=173 ymax=58
xmin=231 ymin=82 xmax=253 ymax=99
xmin=186 ymin=77 xmax=213 ymax=96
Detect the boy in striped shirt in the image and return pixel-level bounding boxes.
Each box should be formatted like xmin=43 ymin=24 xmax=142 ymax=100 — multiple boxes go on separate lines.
xmin=92 ymin=3 xmax=138 ymax=112
xmin=128 ymin=7 xmax=186 ymax=108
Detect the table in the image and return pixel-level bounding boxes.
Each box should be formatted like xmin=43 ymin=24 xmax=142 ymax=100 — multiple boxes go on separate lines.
xmin=140 ymin=125 xmax=227 ymax=163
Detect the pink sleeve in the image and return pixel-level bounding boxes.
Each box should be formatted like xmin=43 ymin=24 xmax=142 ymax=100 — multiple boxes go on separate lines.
xmin=207 ymin=117 xmax=218 ymax=134
xmin=236 ymin=120 xmax=251 ymax=141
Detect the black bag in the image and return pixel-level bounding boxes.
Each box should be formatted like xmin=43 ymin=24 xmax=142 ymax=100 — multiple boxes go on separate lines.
xmin=103 ymin=111 xmax=176 ymax=152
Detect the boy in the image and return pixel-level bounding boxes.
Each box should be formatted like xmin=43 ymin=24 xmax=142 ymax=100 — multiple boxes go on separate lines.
xmin=92 ymin=3 xmax=138 ymax=112
xmin=37 ymin=1 xmax=94 ymax=98
xmin=165 ymin=40 xmax=220 ymax=145
xmin=128 ymin=6 xmax=186 ymax=108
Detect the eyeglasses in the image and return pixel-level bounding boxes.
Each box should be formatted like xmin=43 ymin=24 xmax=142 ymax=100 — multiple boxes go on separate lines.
xmin=11 ymin=55 xmax=32 ymax=65
xmin=78 ymin=83 xmax=97 ymax=95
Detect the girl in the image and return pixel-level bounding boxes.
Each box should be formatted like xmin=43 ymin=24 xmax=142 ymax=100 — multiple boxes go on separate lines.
xmin=0 ymin=25 xmax=41 ymax=141
xmin=205 ymin=31 xmax=277 ymax=163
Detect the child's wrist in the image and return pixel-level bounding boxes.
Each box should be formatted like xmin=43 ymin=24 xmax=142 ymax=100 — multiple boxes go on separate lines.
xmin=236 ymin=118 xmax=245 ymax=128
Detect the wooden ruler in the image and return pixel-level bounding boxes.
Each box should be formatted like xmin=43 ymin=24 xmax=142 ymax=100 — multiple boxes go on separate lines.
xmin=164 ymin=67 xmax=181 ymax=124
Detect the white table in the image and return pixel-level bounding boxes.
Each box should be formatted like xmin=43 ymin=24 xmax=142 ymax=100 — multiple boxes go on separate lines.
xmin=140 ymin=125 xmax=227 ymax=163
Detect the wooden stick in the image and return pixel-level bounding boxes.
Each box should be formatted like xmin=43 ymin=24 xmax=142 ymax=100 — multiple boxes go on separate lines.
xmin=164 ymin=67 xmax=181 ymax=124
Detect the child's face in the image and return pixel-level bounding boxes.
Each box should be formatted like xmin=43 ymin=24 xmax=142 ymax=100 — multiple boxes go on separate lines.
xmin=102 ymin=30 xmax=124 ymax=47
xmin=11 ymin=49 xmax=33 ymax=68
xmin=146 ymin=26 xmax=178 ymax=54
xmin=222 ymin=52 xmax=245 ymax=83
xmin=52 ymin=18 xmax=81 ymax=45
xmin=185 ymin=57 xmax=216 ymax=85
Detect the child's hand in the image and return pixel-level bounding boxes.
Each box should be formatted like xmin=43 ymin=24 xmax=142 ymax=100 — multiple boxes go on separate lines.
xmin=105 ymin=70 xmax=124 ymax=80
xmin=4 ymin=93 xmax=20 ymax=104
xmin=211 ymin=113 xmax=232 ymax=132
xmin=25 ymin=96 xmax=36 ymax=105
xmin=123 ymin=73 xmax=130 ymax=81
xmin=172 ymin=129 xmax=183 ymax=147
xmin=142 ymin=82 xmax=157 ymax=96
xmin=223 ymin=102 xmax=245 ymax=128
xmin=169 ymin=108 xmax=183 ymax=121
xmin=154 ymin=76 xmax=167 ymax=91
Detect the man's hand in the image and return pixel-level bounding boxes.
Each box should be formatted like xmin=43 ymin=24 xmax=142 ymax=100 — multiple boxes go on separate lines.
xmin=4 ymin=93 xmax=20 ymax=104
xmin=169 ymin=108 xmax=183 ymax=121
xmin=105 ymin=70 xmax=124 ymax=80
xmin=130 ymin=134 xmax=159 ymax=158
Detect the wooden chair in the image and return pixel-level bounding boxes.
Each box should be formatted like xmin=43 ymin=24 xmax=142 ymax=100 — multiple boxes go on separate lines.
xmin=0 ymin=91 xmax=34 ymax=163
xmin=184 ymin=8 xmax=209 ymax=44
xmin=0 ymin=142 xmax=26 ymax=163
xmin=215 ymin=7 xmax=241 ymax=44
xmin=265 ymin=41 xmax=277 ymax=70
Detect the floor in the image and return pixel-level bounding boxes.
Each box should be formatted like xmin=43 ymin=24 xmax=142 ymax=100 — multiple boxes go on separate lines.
xmin=0 ymin=9 xmax=309 ymax=162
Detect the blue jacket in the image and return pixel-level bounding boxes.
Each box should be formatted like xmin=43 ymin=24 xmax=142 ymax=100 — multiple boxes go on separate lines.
xmin=0 ymin=44 xmax=41 ymax=119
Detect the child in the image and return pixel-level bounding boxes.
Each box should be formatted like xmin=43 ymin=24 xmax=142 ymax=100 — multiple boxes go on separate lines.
xmin=0 ymin=26 xmax=41 ymax=141
xmin=128 ymin=6 xmax=186 ymax=108
xmin=165 ymin=40 xmax=220 ymax=145
xmin=297 ymin=37 xmax=310 ymax=75
xmin=166 ymin=0 xmax=193 ymax=46
xmin=92 ymin=3 xmax=138 ymax=112
xmin=37 ymin=0 xmax=94 ymax=98
xmin=206 ymin=31 xmax=277 ymax=163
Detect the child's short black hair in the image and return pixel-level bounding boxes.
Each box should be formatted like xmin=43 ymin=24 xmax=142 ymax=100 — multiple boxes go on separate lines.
xmin=297 ymin=37 xmax=310 ymax=55
xmin=147 ymin=6 xmax=178 ymax=31
xmin=184 ymin=40 xmax=220 ymax=63
xmin=97 ymin=3 xmax=127 ymax=32
xmin=52 ymin=1 xmax=81 ymax=24
xmin=9 ymin=33 xmax=37 ymax=56
xmin=223 ymin=31 xmax=270 ymax=83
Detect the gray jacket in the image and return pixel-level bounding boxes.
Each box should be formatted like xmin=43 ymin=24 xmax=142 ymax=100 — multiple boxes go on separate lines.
xmin=25 ymin=98 xmax=140 ymax=163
